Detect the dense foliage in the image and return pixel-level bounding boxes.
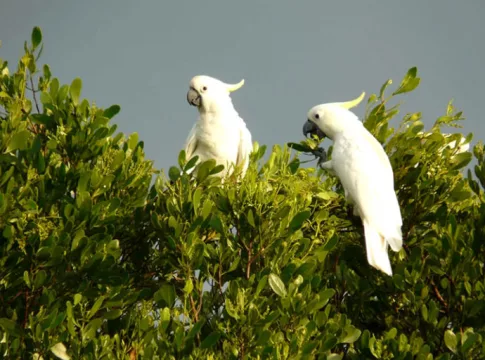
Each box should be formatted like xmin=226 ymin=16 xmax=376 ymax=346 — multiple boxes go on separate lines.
xmin=1 ymin=27 xmax=484 ymax=359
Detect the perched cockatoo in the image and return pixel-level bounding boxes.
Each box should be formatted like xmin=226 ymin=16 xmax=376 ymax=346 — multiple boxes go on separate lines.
xmin=184 ymin=75 xmax=253 ymax=179
xmin=303 ymin=92 xmax=402 ymax=276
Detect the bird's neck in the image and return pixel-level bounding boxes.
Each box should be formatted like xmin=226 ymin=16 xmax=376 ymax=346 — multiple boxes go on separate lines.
xmin=199 ymin=100 xmax=238 ymax=119
xmin=330 ymin=119 xmax=365 ymax=141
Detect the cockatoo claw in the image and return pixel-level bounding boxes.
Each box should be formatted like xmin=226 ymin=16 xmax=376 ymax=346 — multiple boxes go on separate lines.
xmin=312 ymin=147 xmax=327 ymax=165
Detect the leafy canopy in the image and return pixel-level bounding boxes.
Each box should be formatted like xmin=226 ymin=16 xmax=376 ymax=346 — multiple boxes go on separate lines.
xmin=0 ymin=27 xmax=484 ymax=359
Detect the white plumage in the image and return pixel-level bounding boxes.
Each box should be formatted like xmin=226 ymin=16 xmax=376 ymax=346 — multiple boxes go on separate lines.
xmin=303 ymin=92 xmax=402 ymax=275
xmin=185 ymin=75 xmax=253 ymax=179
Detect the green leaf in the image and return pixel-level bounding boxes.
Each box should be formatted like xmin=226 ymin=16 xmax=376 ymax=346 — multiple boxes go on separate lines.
xmin=341 ymin=325 xmax=361 ymax=344
xmin=43 ymin=64 xmax=51 ymax=79
xmin=160 ymin=307 xmax=170 ymax=331
xmin=224 ymin=298 xmax=239 ymax=319
xmin=7 ymin=130 xmax=30 ymax=152
xmin=385 ymin=328 xmax=398 ymax=340
xmin=178 ymin=150 xmax=186 ymax=168
xmin=289 ymin=210 xmax=311 ymax=232
xmin=379 ymin=79 xmax=392 ymax=99
xmin=461 ymin=330 xmax=478 ymax=353
xmin=247 ymin=209 xmax=256 ymax=227
xmin=32 ymin=26 xmax=42 ymax=50
xmin=82 ymin=318 xmax=102 ymax=342
xmin=393 ymin=67 xmax=421 ymax=95
xmin=154 ymin=284 xmax=176 ymax=307
xmin=0 ymin=318 xmax=22 ymax=336
xmin=201 ymin=331 xmax=222 ymax=349
xmin=50 ymin=342 xmax=70 ymax=360
xmin=187 ymin=320 xmax=204 ymax=339
xmin=128 ymin=132 xmax=139 ymax=150
xmin=36 ymin=153 xmax=45 ymax=173
xmin=168 ymin=166 xmax=180 ymax=182
xmin=69 ymin=77 xmax=82 ymax=105
xmin=201 ymin=199 xmax=212 ymax=220
xmin=421 ymin=304 xmax=428 ymax=321
xmin=322 ymin=336 xmax=338 ymax=352
xmin=40 ymin=91 xmax=53 ymax=105
xmin=184 ymin=155 xmax=199 ymax=172
xmin=103 ymin=104 xmax=121 ymax=119
xmin=210 ymin=164 xmax=224 ymax=175
xmin=319 ymin=288 xmax=336 ymax=303
xmin=287 ymin=142 xmax=313 ymax=153
xmin=184 ymin=278 xmax=193 ymax=293
xmin=58 ymin=84 xmax=69 ymax=102
xmin=104 ymin=309 xmax=122 ymax=320
xmin=450 ymin=152 xmax=472 ymax=170
xmin=288 ymin=158 xmax=300 ymax=174
xmin=302 ymin=341 xmax=318 ymax=355
xmin=444 ymin=329 xmax=457 ymax=353
xmin=323 ymin=234 xmax=338 ymax=251
xmin=255 ymin=275 xmax=268 ymax=297
xmin=268 ymin=273 xmax=287 ymax=297
xmin=193 ymin=188 xmax=202 ymax=214
xmin=87 ymin=296 xmax=105 ymax=319
xmin=23 ymin=270 xmax=31 ymax=288
xmin=196 ymin=159 xmax=216 ymax=182
xmin=34 ymin=270 xmax=47 ymax=288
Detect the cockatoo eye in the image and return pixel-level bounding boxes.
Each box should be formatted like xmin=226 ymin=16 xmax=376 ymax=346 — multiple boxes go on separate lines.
xmin=202 ymin=86 xmax=207 ymax=91
xmin=315 ymin=114 xmax=320 ymax=119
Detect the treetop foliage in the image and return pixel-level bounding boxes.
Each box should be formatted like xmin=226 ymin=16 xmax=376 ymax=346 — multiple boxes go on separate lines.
xmin=0 ymin=27 xmax=484 ymax=359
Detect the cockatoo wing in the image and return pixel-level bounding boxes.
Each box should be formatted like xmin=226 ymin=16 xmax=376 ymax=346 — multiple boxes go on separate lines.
xmin=236 ymin=119 xmax=253 ymax=176
xmin=184 ymin=124 xmax=199 ymax=161
xmin=334 ymin=129 xmax=402 ymax=247
xmin=332 ymin=128 xmax=402 ymax=275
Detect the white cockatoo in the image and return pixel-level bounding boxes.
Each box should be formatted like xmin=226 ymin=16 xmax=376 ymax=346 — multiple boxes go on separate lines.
xmin=303 ymin=92 xmax=402 ymax=276
xmin=184 ymin=75 xmax=253 ymax=179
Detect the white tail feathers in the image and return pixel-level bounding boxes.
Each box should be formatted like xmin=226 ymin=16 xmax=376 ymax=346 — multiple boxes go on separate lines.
xmin=387 ymin=227 xmax=403 ymax=252
xmin=363 ymin=221 xmax=394 ymax=276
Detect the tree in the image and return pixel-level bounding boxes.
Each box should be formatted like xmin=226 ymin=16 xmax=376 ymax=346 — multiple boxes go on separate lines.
xmin=0 ymin=27 xmax=484 ymax=359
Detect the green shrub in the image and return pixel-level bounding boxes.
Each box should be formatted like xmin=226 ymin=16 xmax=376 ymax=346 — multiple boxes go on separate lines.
xmin=0 ymin=27 xmax=483 ymax=359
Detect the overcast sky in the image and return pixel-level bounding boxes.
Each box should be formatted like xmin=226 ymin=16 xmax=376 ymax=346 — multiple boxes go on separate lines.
xmin=1 ymin=1 xmax=483 ymax=171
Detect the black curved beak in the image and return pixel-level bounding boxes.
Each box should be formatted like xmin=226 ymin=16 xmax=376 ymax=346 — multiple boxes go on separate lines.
xmin=187 ymin=88 xmax=201 ymax=107
xmin=303 ymin=120 xmax=325 ymax=139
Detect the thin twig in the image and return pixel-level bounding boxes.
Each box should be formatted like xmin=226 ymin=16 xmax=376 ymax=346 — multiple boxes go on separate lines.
xmin=248 ymin=245 xmax=266 ymax=267
xmin=246 ymin=240 xmax=253 ymax=279
xmin=218 ymin=256 xmax=224 ymax=296
xmin=197 ymin=286 xmax=203 ymax=314
xmin=431 ymin=279 xmax=448 ymax=310
xmin=189 ymin=294 xmax=199 ymax=322
xmin=7 ymin=290 xmax=24 ymax=304
xmin=26 ymin=86 xmax=39 ymax=93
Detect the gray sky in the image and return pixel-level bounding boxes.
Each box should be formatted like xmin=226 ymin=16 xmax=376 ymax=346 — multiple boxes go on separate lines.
xmin=1 ymin=1 xmax=484 ymax=171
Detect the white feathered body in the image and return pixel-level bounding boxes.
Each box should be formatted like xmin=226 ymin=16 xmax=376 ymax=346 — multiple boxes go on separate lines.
xmin=331 ymin=123 xmax=402 ymax=275
xmin=185 ymin=106 xmax=252 ymax=178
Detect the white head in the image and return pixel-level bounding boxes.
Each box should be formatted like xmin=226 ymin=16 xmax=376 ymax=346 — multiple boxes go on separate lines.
xmin=303 ymin=92 xmax=366 ymax=140
xmin=186 ymin=75 xmax=244 ymax=114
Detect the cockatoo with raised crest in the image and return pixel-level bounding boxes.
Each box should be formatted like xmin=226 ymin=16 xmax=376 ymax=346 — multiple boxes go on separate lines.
xmin=184 ymin=75 xmax=253 ymax=179
xmin=303 ymin=92 xmax=403 ymax=275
